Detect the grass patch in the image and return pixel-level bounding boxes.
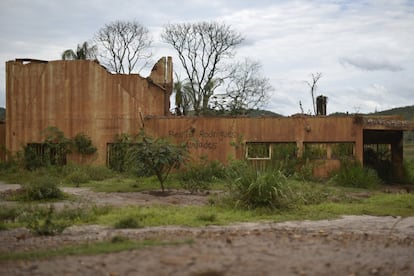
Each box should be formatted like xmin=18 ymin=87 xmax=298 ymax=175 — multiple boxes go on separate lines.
xmin=94 ymin=192 xmax=414 ymax=227
xmin=0 ymin=204 xmax=113 ymax=232
xmin=114 ymin=216 xmax=142 ymax=229
xmin=1 ymin=191 xmax=413 ymax=232
xmin=0 ymin=238 xmax=193 ymax=262
xmin=73 ymin=175 xmax=183 ymax=193
xmin=295 ymin=193 xmax=414 ymax=219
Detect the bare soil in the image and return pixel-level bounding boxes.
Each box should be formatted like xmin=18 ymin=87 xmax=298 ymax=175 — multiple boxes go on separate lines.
xmin=1 ymin=183 xmax=414 ymax=276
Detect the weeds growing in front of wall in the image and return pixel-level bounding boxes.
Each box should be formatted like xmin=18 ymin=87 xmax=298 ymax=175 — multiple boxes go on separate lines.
xmin=331 ymin=160 xmax=382 ymax=189
xmin=1 ymin=132 xmax=414 ymax=235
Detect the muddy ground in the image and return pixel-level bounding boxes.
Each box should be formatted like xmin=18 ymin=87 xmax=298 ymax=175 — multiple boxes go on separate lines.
xmin=0 ymin=183 xmax=413 ymax=276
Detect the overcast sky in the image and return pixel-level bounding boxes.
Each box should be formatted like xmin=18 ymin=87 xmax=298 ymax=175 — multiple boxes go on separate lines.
xmin=0 ymin=0 xmax=413 ymax=116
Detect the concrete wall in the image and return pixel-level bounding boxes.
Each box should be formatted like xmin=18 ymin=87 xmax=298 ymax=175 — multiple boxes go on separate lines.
xmin=0 ymin=121 xmax=5 ymax=161
xmin=144 ymin=116 xmax=364 ymax=176
xmin=6 ymin=57 xmax=172 ymax=164
xmin=5 ymin=57 xmax=412 ymax=178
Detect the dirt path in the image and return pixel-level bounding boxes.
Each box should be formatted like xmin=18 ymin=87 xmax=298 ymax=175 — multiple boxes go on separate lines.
xmin=1 ymin=183 xmax=414 ymax=275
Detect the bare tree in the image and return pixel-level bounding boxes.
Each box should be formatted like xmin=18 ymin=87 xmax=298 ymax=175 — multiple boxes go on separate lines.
xmin=224 ymin=58 xmax=273 ymax=114
xmin=306 ymin=72 xmax=322 ymax=115
xmin=162 ymin=21 xmax=244 ymax=115
xmin=62 ymin=41 xmax=97 ymax=60
xmin=95 ymin=20 xmax=152 ymax=73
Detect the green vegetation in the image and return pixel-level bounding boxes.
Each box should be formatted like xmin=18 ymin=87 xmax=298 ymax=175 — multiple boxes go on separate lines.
xmin=0 ymin=107 xmax=5 ymax=120
xmin=0 ymin=204 xmax=112 ymax=233
xmin=1 ymin=129 xmax=413 ymax=255
xmin=107 ymin=132 xmax=188 ymax=192
xmin=331 ymin=161 xmax=382 ymax=189
xmin=404 ymin=141 xmax=414 ymax=161
xmin=72 ymin=133 xmax=97 ymax=155
xmin=24 ymin=175 xmax=65 ymax=201
xmin=0 ymin=238 xmax=193 ymax=262
xmin=129 ymin=132 xmax=188 ymax=192
xmin=178 ymin=157 xmax=226 ymax=193
xmin=114 ymin=216 xmax=142 ymax=229
xmin=1 ymin=191 xmax=413 ymax=233
xmin=372 ymin=105 xmax=414 ymax=121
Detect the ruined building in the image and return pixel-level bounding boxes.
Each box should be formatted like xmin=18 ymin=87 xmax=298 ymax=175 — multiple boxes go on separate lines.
xmin=2 ymin=58 xmax=414 ymax=179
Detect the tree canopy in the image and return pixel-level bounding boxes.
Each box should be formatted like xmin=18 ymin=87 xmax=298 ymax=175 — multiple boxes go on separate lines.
xmin=61 ymin=41 xmax=97 ymax=60
xmin=95 ymin=20 xmax=153 ymax=73
xmin=162 ymin=21 xmax=244 ymax=115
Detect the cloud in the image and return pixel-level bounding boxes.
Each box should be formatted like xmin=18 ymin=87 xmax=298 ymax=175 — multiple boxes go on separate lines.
xmin=0 ymin=0 xmax=413 ymax=113
xmin=339 ymin=56 xmax=404 ymax=72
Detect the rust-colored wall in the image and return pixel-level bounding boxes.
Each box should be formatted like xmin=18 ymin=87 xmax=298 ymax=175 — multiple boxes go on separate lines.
xmin=144 ymin=116 xmax=363 ymax=164
xmin=6 ymin=57 xmax=172 ymax=164
xmin=0 ymin=121 xmax=5 ymax=161
xmin=6 ymin=57 xmax=412 ymax=178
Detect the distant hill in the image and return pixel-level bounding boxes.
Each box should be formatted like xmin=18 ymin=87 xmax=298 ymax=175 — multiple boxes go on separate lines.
xmin=370 ymin=105 xmax=414 ymax=121
xmin=0 ymin=107 xmax=4 ymax=121
xmin=328 ymin=105 xmax=414 ymax=121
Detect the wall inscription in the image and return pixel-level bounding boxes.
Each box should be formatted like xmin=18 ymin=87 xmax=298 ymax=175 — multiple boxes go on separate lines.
xmin=169 ymin=129 xmax=237 ymax=151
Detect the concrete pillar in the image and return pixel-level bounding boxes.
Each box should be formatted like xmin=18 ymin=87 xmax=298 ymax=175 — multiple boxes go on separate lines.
xmin=391 ymin=131 xmax=404 ymax=181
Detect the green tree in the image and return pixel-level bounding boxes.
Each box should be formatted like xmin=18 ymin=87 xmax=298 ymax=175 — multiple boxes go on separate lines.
xmin=173 ymin=74 xmax=192 ymax=116
xmin=62 ymin=41 xmax=97 ymax=60
xmin=130 ymin=132 xmax=187 ymax=192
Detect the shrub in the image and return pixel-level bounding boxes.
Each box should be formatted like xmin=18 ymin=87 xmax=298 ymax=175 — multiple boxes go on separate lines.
xmin=402 ymin=160 xmax=414 ymax=184
xmin=23 ymin=175 xmax=64 ymax=201
xmin=332 ymin=161 xmax=382 ymax=189
xmin=196 ymin=213 xmax=217 ymax=222
xmin=293 ymin=158 xmax=314 ymax=181
xmin=179 ymin=157 xmax=225 ymax=193
xmin=108 ymin=134 xmax=135 ymax=173
xmin=24 ymin=205 xmax=68 ymax=235
xmin=23 ymin=127 xmax=72 ymax=170
xmin=72 ymin=133 xmax=97 ymax=155
xmin=85 ymin=165 xmax=115 ymax=181
xmin=129 ymin=132 xmax=188 ymax=192
xmin=114 ymin=216 xmax=141 ymax=229
xmin=225 ymin=161 xmax=299 ymax=210
xmin=111 ymin=235 xmax=130 ymax=243
xmin=66 ymin=170 xmax=90 ymax=187
xmin=0 ymin=206 xmax=21 ymax=222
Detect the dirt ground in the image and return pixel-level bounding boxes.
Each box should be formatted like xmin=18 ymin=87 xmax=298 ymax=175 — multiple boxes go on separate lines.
xmin=1 ymin=183 xmax=414 ymax=276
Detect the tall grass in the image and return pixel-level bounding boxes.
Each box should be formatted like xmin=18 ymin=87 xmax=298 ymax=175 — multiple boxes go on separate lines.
xmin=331 ymin=161 xmax=382 ymax=189
xmin=225 ymin=161 xmax=306 ymax=210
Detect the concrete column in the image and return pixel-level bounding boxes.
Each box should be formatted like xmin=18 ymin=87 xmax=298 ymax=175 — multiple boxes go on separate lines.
xmin=391 ymin=131 xmax=404 ymax=181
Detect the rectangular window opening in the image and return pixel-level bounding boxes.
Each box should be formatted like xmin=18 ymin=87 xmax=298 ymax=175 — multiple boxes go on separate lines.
xmin=245 ymin=142 xmax=272 ymax=160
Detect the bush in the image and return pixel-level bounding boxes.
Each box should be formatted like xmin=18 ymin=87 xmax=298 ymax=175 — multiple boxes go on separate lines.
xmin=114 ymin=216 xmax=141 ymax=229
xmin=129 ymin=132 xmax=188 ymax=192
xmin=225 ymin=161 xmax=299 ymax=210
xmin=196 ymin=213 xmax=217 ymax=222
xmin=24 ymin=205 xmax=68 ymax=235
xmin=332 ymin=161 xmax=382 ymax=189
xmin=402 ymin=160 xmax=414 ymax=184
xmin=23 ymin=175 xmax=64 ymax=201
xmin=179 ymin=158 xmax=225 ymax=193
xmin=63 ymin=164 xmax=115 ymax=186
xmin=72 ymin=133 xmax=97 ymax=155
xmin=66 ymin=170 xmax=90 ymax=186
xmin=85 ymin=165 xmax=115 ymax=181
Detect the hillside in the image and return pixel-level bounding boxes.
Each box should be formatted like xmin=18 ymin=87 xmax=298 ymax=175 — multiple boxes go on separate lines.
xmin=370 ymin=105 xmax=414 ymax=121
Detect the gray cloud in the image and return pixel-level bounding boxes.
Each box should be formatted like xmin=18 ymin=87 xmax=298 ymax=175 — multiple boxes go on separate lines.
xmin=0 ymin=0 xmax=413 ymax=114
xmin=339 ymin=56 xmax=404 ymax=72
